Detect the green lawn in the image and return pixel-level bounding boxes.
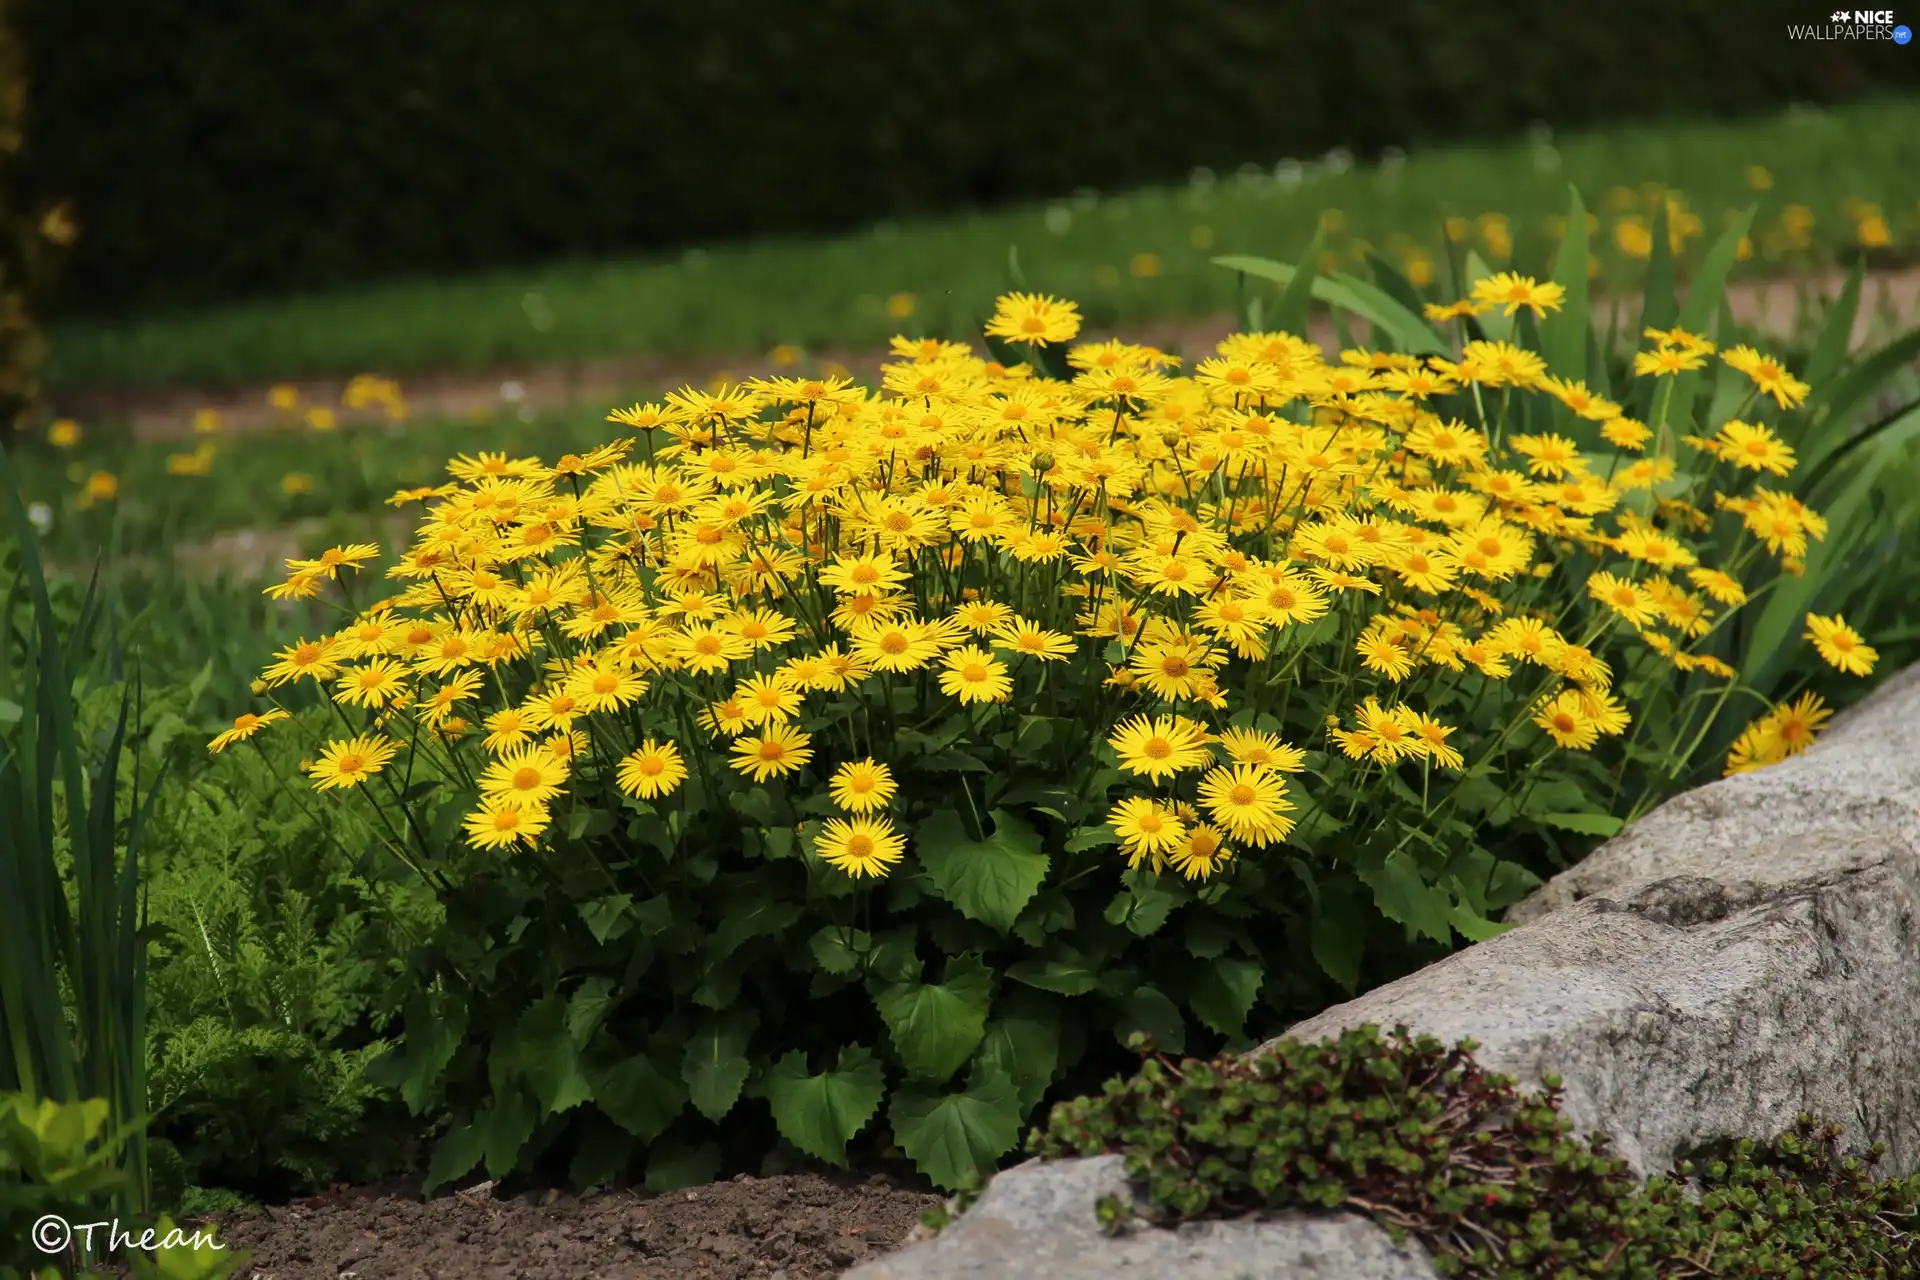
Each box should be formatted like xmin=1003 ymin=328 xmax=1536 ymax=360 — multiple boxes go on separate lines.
xmin=45 ymin=96 xmax=1920 ymax=393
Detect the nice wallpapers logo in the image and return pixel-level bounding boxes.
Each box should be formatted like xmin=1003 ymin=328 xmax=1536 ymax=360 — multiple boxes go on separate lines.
xmin=1789 ymin=9 xmax=1914 ymax=38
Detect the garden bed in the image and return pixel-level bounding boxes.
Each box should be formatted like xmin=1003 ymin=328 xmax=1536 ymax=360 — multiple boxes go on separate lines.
xmin=196 ymin=1171 xmax=941 ymax=1280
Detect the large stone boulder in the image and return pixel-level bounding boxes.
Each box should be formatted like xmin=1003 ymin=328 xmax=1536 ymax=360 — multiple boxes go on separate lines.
xmin=849 ymin=663 xmax=1920 ymax=1279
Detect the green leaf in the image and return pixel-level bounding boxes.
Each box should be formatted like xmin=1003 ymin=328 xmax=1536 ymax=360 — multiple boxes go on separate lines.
xmin=1189 ymin=958 xmax=1264 ymax=1040
xmin=1005 ymin=952 xmax=1100 ymax=996
xmin=1540 ymin=185 xmax=1591 ymax=381
xmin=1486 ymin=861 xmax=1545 ymax=912
xmin=1359 ymin=850 xmax=1454 ymax=946
xmin=501 ymin=995 xmax=595 ymax=1117
xmin=1662 ymin=204 xmax=1757 ymax=427
xmin=1276 ymin=220 xmax=1325 ymax=334
xmin=1537 ymin=811 xmax=1625 ymax=837
xmin=1447 ymin=899 xmax=1514 ymax=943
xmin=379 ymin=991 xmax=466 ymax=1115
xmin=682 ymin=1009 xmax=759 ymax=1122
xmin=1638 ymin=197 xmax=1677 ymax=338
xmin=1113 ymin=984 xmax=1185 ymax=1055
xmin=915 ymin=807 xmax=1050 ymax=934
xmin=482 ymin=1088 xmax=539 ymax=1179
xmin=809 ymin=925 xmax=873 ymax=975
xmin=1462 ymin=251 xmax=1511 ymax=341
xmin=566 ymin=978 xmax=617 ymax=1044
xmin=875 ymin=955 xmax=992 ymax=1081
xmin=975 ymin=997 xmax=1062 ymax=1114
xmin=578 ymin=894 xmax=635 ymax=944
xmin=1803 ymin=256 xmax=1864 ymax=390
xmin=1212 ymin=253 xmax=1444 ymax=353
xmin=423 ymin=1123 xmax=486 ymax=1195
xmin=763 ymin=1045 xmax=886 ymax=1167
xmin=587 ymin=1048 xmax=685 ymax=1142
xmin=711 ymin=897 xmax=804 ymax=960
xmin=890 ymin=1075 xmax=1023 ymax=1191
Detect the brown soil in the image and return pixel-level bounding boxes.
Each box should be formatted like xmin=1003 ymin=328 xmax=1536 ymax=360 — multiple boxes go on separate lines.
xmin=195 ymin=1172 xmax=945 ymax=1280
xmin=56 ymin=266 xmax=1920 ymax=445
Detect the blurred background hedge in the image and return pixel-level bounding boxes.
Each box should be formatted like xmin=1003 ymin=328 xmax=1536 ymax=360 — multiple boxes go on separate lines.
xmin=22 ymin=0 xmax=1920 ymax=318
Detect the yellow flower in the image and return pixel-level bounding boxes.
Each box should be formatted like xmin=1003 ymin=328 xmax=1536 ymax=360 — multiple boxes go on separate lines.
xmin=984 ymin=292 xmax=1082 ymax=346
xmin=464 ymin=797 xmax=550 ymax=850
xmin=479 ymin=745 xmax=570 ymax=806
xmin=1107 ymin=797 xmax=1187 ymax=868
xmin=1712 ymin=421 xmax=1795 ymax=476
xmin=1108 ymin=714 xmax=1211 ymax=782
xmin=814 ymin=816 xmax=905 ymax=879
xmin=269 ymin=384 xmax=302 ymax=411
xmin=937 ymin=645 xmax=1013 ymax=704
xmin=308 ymin=735 xmax=399 ymax=791
xmin=828 ymin=759 xmax=897 ymax=814
xmin=1470 ymin=271 xmax=1565 ymax=319
xmin=1196 ymin=765 xmax=1295 ymax=848
xmin=1587 ymin=572 xmax=1660 ymax=628
xmin=887 ymin=292 xmax=917 ymax=320
xmin=281 ymin=472 xmax=312 ymax=496
xmin=1169 ymin=823 xmax=1234 ymax=880
xmin=1533 ymin=691 xmax=1599 ymax=750
xmin=80 ymin=470 xmax=117 ymax=504
xmin=48 ymin=419 xmax=81 ymax=448
xmin=1804 ymin=613 xmax=1877 ymax=677
xmin=207 ymin=708 xmax=291 ymax=753
xmin=1719 ymin=345 xmax=1810 ymax=410
xmin=730 ymin=725 xmax=813 ymax=782
xmin=305 ymin=406 xmax=337 ymax=432
xmin=617 ymin=740 xmax=688 ymax=800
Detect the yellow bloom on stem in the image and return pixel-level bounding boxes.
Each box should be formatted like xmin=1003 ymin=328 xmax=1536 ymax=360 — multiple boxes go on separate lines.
xmin=1768 ymin=691 xmax=1832 ymax=757
xmin=1720 ymin=345 xmax=1810 ymax=410
xmin=617 ymin=740 xmax=688 ymax=800
xmin=1108 ymin=714 xmax=1211 ymax=782
xmin=1587 ymin=571 xmax=1660 ymax=628
xmin=1804 ymin=613 xmax=1877 ymax=677
xmin=732 ymin=672 xmax=804 ymax=725
xmin=1533 ymin=690 xmax=1600 ymax=750
xmin=1213 ymin=727 xmax=1305 ymax=773
xmin=1632 ymin=346 xmax=1706 ymax=377
xmin=984 ymin=292 xmax=1082 ymax=346
xmin=1169 ymin=823 xmax=1234 ymax=881
xmin=730 ymin=725 xmax=813 ymax=782
xmin=263 ymin=637 xmax=341 ymax=687
xmin=828 ymin=758 xmax=897 ymax=813
xmin=207 ymin=708 xmax=291 ymax=753
xmin=1470 ymin=271 xmax=1565 ymax=319
xmin=479 ymin=745 xmax=570 ymax=807
xmin=814 ymin=816 xmax=906 ymax=879
xmin=482 ymin=708 xmax=534 ymax=753
xmin=938 ymin=645 xmax=1013 ymax=704
xmin=1196 ymin=765 xmax=1295 ymax=848
xmin=464 ymin=797 xmax=550 ymax=850
xmin=334 ymin=659 xmax=410 ymax=709
xmin=308 ymin=735 xmax=399 ymax=791
xmin=1107 ymin=797 xmax=1187 ymax=868
xmin=1713 ymin=421 xmax=1795 ymax=476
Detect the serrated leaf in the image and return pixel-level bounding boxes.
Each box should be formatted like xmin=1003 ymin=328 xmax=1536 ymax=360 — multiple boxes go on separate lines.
xmin=1189 ymin=958 xmax=1264 ymax=1039
xmin=1486 ymin=860 xmax=1546 ymax=911
xmin=763 ymin=1045 xmax=886 ymax=1166
xmin=423 ymin=1123 xmax=486 ymax=1195
xmin=1113 ymin=984 xmax=1185 ymax=1054
xmin=1447 ymin=900 xmax=1514 ymax=943
xmin=889 ymin=1076 xmax=1023 ymax=1191
xmin=587 ymin=1050 xmax=684 ymax=1142
xmin=915 ymin=807 xmax=1049 ymax=934
xmin=482 ymin=1088 xmax=539 ymax=1179
xmin=1005 ymin=952 xmax=1099 ymax=995
xmin=566 ymin=977 xmax=617 ymax=1046
xmin=809 ymin=924 xmax=872 ymax=975
xmin=975 ymin=998 xmax=1062 ymax=1114
xmin=501 ymin=995 xmax=595 ymax=1118
xmin=1359 ymin=850 xmax=1454 ymax=946
xmin=578 ymin=894 xmax=635 ymax=944
xmin=682 ymin=1009 xmax=758 ymax=1121
xmin=875 ymin=955 xmax=992 ymax=1081
xmin=1537 ymin=810 xmax=1625 ymax=837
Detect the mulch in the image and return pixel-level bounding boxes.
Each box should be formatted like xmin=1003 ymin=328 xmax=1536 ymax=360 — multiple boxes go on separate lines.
xmin=195 ymin=1172 xmax=945 ymax=1279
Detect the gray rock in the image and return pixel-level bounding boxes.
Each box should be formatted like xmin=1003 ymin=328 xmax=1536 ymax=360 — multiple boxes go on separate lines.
xmin=854 ymin=663 xmax=1920 ymax=1278
xmin=843 ymin=1155 xmax=1433 ymax=1280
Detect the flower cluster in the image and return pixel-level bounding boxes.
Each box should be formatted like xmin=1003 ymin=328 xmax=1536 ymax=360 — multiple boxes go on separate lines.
xmin=216 ymin=283 xmax=1873 ymax=884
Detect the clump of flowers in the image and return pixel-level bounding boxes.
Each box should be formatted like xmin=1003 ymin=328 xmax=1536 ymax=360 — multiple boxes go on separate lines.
xmin=211 ymin=279 xmax=1874 ymax=1191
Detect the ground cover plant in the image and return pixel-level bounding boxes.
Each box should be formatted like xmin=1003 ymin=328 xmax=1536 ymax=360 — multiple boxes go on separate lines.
xmin=1030 ymin=1024 xmax=1920 ymax=1277
xmin=40 ymin=97 xmax=1920 ymax=392
xmin=191 ymin=194 xmax=1915 ymax=1204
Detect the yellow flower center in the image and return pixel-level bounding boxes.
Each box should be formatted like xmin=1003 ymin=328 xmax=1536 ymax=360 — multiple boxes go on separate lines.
xmin=847 ymin=833 xmax=875 ymax=858
xmin=594 ymin=674 xmax=620 ymax=694
xmin=513 ymin=767 xmax=542 ymax=791
xmin=336 ymin=753 xmax=366 ymax=774
xmin=233 ymin=714 xmax=260 ymax=731
xmin=1229 ymin=784 xmax=1256 ymax=806
xmin=963 ymin=663 xmax=988 ymax=682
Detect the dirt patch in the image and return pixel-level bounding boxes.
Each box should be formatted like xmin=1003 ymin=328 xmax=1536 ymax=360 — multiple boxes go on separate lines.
xmin=54 ymin=266 xmax=1920 ymax=445
xmin=195 ymin=1171 xmax=945 ymax=1280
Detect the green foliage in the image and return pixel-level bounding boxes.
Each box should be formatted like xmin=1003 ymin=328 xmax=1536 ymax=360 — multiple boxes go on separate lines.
xmin=1032 ymin=1024 xmax=1920 ymax=1277
xmin=0 ymin=439 xmax=154 ymax=1219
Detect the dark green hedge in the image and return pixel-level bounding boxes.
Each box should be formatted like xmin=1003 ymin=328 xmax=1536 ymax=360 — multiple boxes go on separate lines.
xmin=21 ymin=0 xmax=1920 ymax=317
